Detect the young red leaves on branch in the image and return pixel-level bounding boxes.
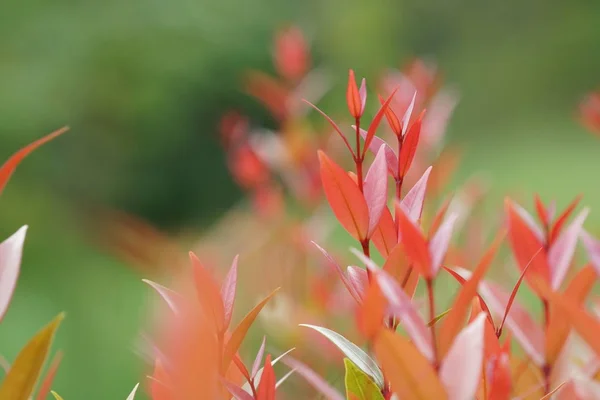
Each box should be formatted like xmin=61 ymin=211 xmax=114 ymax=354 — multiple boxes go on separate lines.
xmin=318 ymin=147 xmax=389 ymax=243
xmin=396 ymin=205 xmax=457 ymax=279
xmin=347 ymin=70 xmax=365 ymax=119
xmin=505 ymin=196 xmax=588 ymax=292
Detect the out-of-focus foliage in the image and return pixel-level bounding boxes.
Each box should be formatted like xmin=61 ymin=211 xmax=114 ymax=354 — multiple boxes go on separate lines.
xmin=2 ymin=0 xmax=600 ymax=398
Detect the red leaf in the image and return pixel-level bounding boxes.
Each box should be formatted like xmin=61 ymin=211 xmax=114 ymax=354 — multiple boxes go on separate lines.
xmin=257 ymin=355 xmax=276 ymax=400
xmin=505 ymin=199 xmax=550 ymax=289
xmin=397 ymin=207 xmax=431 ymax=277
xmin=364 ymin=145 xmax=389 ymax=237
xmin=357 ymin=278 xmax=387 ymax=339
xmin=547 ymin=208 xmax=588 ymax=290
xmin=379 ymin=94 xmax=402 ymax=136
xmin=549 ymin=195 xmax=583 ymax=244
xmin=346 ymin=70 xmax=362 ymax=118
xmin=221 ymin=255 xmax=239 ymax=329
xmin=318 ymin=151 xmax=369 ymax=240
xmin=0 ymin=127 xmax=68 ymax=196
xmin=428 ymin=213 xmax=458 ymax=276
xmin=190 ymin=252 xmax=225 ymax=333
xmin=363 ymin=88 xmax=399 ymax=154
xmin=274 ymin=26 xmax=309 ymax=81
xmin=399 ymin=166 xmax=432 ymax=223
xmin=534 ymin=194 xmax=549 ymax=228
xmin=0 ymin=226 xmax=27 ymax=322
xmin=398 ymin=110 xmax=424 ymax=178
xmin=401 ymin=91 xmax=417 ymax=136
xmin=371 ymin=207 xmax=397 ymax=258
xmin=429 ymin=196 xmax=453 ymax=237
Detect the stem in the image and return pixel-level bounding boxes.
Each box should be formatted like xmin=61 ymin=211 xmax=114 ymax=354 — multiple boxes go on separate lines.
xmin=249 ymin=379 xmax=259 ymax=399
xmin=355 ymin=117 xmax=364 ymax=193
xmin=542 ymin=299 xmax=551 ymax=394
xmin=426 ymin=278 xmax=440 ymax=371
xmin=394 ymin=135 xmax=404 ymax=228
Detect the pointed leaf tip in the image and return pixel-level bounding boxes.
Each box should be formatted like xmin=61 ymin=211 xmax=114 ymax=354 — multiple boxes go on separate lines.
xmin=0 ymin=225 xmax=28 ymax=322
xmin=0 ymin=313 xmax=65 ymax=400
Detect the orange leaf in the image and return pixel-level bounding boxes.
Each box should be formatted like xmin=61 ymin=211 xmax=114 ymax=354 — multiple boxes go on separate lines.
xmin=505 ymin=199 xmax=550 ymax=289
xmin=398 ymin=110 xmax=424 ymax=178
xmin=545 ymin=265 xmax=596 ymax=364
xmin=347 ymin=70 xmax=362 ymax=118
xmin=356 ymin=280 xmax=387 ymax=340
xmin=536 ymin=278 xmax=600 ymax=357
xmin=371 ymin=207 xmax=397 ymax=257
xmin=382 ymin=244 xmax=410 ymax=287
xmin=363 ymin=88 xmax=399 ymax=153
xmin=0 ymin=127 xmax=69 ymax=196
xmin=510 ymin=357 xmax=544 ymax=400
xmin=397 ymin=207 xmax=431 ymax=278
xmin=534 ymin=194 xmax=549 ymax=229
xmin=438 ymin=231 xmax=504 ymax=357
xmin=190 ymin=252 xmax=225 ymax=333
xmin=429 ymin=196 xmax=452 ymax=237
xmin=374 ymin=329 xmax=448 ymax=400
xmin=222 ymin=288 xmax=280 ymax=373
xmin=318 ymin=151 xmax=369 ymax=240
xmin=549 ymin=195 xmax=582 ymax=244
xmin=379 ymin=94 xmax=402 ymax=135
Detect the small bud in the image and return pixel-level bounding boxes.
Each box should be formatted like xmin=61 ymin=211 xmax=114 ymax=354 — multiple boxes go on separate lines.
xmin=379 ymin=94 xmax=402 ymax=136
xmin=346 ymin=69 xmax=363 ymax=119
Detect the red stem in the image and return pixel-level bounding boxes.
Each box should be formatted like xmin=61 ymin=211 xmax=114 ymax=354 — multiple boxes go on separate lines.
xmin=542 ymin=299 xmax=551 ymax=394
xmin=426 ymin=278 xmax=440 ymax=371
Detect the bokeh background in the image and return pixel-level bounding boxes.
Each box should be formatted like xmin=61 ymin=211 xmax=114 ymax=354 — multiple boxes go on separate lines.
xmin=1 ymin=0 xmax=600 ymax=398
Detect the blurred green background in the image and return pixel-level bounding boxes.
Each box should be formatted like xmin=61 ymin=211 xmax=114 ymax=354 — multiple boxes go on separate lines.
xmin=1 ymin=0 xmax=600 ymax=397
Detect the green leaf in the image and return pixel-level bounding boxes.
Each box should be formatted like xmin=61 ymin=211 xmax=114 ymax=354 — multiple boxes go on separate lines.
xmin=344 ymin=359 xmax=385 ymax=400
xmin=0 ymin=313 xmax=65 ymax=400
xmin=51 ymin=392 xmax=64 ymax=400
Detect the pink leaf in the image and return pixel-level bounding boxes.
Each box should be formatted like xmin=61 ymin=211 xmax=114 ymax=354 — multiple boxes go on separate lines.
xmin=223 ymin=380 xmax=255 ymax=400
xmin=399 ymin=166 xmax=432 ymax=223
xmin=428 ymin=213 xmax=458 ymax=276
xmin=401 ymin=91 xmax=417 ymax=136
xmin=440 ymin=313 xmax=486 ymax=400
xmin=364 ymin=145 xmax=389 ymax=237
xmin=357 ymin=127 xmax=398 ymax=177
xmin=282 ymin=356 xmax=344 ymax=400
xmin=221 ymin=255 xmax=239 ymax=328
xmin=582 ymin=231 xmax=600 ymax=275
xmin=0 ymin=226 xmax=27 ymax=322
xmin=352 ymin=250 xmax=433 ymax=361
xmin=359 ymin=79 xmax=367 ymax=115
xmin=252 ymin=336 xmax=267 ymax=378
xmin=548 ymin=208 xmax=589 ymax=289
xmin=142 ymin=279 xmax=181 ymax=314
xmin=346 ymin=266 xmax=368 ymax=301
xmin=312 ymin=241 xmax=361 ymax=303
